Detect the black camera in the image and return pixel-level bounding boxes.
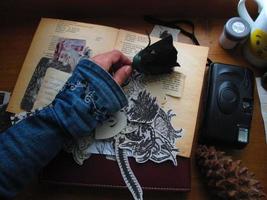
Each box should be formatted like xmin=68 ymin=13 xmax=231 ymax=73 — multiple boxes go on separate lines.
xmin=201 ymin=63 xmax=254 ymax=148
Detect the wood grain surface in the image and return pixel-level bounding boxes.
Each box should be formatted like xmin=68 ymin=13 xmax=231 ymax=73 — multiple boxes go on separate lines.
xmin=0 ymin=16 xmax=267 ymax=200
xmin=0 ymin=0 xmax=258 ymax=19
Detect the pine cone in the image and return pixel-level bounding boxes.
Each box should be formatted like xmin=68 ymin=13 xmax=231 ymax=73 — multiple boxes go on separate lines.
xmin=196 ymin=145 xmax=266 ymax=200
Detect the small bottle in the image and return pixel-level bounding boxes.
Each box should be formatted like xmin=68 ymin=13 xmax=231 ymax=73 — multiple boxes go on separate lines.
xmin=219 ymin=17 xmax=251 ymax=50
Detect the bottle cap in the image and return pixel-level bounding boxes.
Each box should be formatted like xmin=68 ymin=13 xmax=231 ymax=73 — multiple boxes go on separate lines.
xmin=225 ymin=17 xmax=251 ymax=41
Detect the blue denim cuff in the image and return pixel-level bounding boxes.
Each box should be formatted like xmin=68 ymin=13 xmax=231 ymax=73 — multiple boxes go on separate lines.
xmin=52 ymin=59 xmax=128 ymax=138
xmin=77 ymin=59 xmax=128 ymax=110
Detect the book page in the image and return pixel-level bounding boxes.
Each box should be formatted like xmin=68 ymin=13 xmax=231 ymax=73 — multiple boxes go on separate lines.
xmin=256 ymin=77 xmax=267 ymax=143
xmin=114 ymin=30 xmax=209 ymax=158
xmin=115 ymin=30 xmax=185 ymax=102
xmin=114 ymin=30 xmax=154 ymax=59
xmin=33 ymin=68 xmax=71 ymax=109
xmin=7 ymin=18 xmax=119 ymax=113
xmin=161 ymin=69 xmax=185 ymax=97
xmin=144 ymin=69 xmax=185 ymax=98
xmin=150 ymin=25 xmax=181 ymax=41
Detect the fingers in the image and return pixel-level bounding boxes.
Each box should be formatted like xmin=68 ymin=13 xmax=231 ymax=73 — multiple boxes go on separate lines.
xmin=91 ymin=54 xmax=109 ymax=71
xmin=108 ymin=50 xmax=131 ymax=67
xmin=91 ymin=50 xmax=132 ymax=85
xmin=92 ymin=50 xmax=131 ymax=71
xmin=113 ymin=65 xmax=132 ymax=85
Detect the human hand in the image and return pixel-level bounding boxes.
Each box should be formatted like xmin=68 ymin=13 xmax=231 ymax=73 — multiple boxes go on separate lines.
xmin=91 ymin=50 xmax=132 ymax=85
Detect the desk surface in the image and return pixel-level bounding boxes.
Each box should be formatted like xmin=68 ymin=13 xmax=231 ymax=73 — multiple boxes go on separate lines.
xmin=0 ymin=17 xmax=267 ymax=200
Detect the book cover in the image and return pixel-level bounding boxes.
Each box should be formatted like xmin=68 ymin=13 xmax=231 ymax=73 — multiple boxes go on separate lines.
xmin=41 ymin=152 xmax=191 ymax=191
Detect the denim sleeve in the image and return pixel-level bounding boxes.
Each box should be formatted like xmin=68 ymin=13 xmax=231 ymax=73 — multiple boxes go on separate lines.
xmin=0 ymin=59 xmax=128 ymax=199
xmin=52 ymin=59 xmax=128 ymax=138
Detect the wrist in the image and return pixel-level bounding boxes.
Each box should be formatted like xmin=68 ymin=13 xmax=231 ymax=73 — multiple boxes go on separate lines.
xmin=78 ymin=58 xmax=128 ymax=111
xmin=51 ymin=59 xmax=128 ymax=138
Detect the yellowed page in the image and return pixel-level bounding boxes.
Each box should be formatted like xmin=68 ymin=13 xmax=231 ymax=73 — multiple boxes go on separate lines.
xmin=114 ymin=30 xmax=209 ymax=158
xmin=7 ymin=18 xmax=119 ymax=113
xmin=33 ymin=68 xmax=71 ymax=109
xmin=144 ymin=69 xmax=185 ymax=99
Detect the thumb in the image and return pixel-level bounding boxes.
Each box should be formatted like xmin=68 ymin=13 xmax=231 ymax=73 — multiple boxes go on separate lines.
xmin=113 ymin=65 xmax=132 ymax=85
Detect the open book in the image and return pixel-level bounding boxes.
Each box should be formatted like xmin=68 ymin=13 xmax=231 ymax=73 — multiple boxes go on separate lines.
xmin=7 ymin=18 xmax=208 ymax=158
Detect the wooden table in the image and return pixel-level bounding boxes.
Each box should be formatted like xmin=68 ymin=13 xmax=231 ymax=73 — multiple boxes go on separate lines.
xmin=0 ymin=17 xmax=266 ymax=200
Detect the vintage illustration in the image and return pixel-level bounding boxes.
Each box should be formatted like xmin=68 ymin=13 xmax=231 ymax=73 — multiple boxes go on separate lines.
xmin=64 ymin=71 xmax=185 ymax=200
xmin=65 ymin=72 xmax=184 ymax=165
xmin=20 ymin=38 xmax=90 ymax=111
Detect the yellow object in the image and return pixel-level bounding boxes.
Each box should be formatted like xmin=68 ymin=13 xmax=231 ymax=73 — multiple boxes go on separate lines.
xmin=250 ymin=29 xmax=267 ymax=61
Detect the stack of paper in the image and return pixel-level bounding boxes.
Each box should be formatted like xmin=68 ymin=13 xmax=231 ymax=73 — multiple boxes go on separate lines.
xmin=256 ymin=77 xmax=267 ymax=143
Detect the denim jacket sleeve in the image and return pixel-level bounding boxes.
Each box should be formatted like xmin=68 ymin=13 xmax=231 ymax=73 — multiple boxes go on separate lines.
xmin=0 ymin=59 xmax=128 ymax=199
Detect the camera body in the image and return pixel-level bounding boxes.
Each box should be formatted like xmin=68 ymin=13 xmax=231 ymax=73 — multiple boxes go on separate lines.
xmin=201 ymin=63 xmax=254 ymax=148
